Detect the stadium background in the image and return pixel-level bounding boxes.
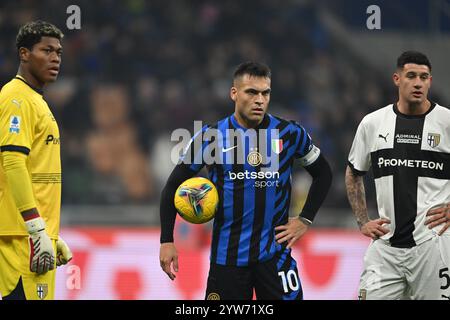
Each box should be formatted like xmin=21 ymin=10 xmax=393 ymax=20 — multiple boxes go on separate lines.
xmin=1 ymin=0 xmax=449 ymax=299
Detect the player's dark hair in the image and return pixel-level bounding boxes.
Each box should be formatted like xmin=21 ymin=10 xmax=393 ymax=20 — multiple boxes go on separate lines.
xmin=16 ymin=20 xmax=64 ymax=51
xmin=397 ymin=51 xmax=431 ymax=71
xmin=233 ymin=61 xmax=271 ymax=80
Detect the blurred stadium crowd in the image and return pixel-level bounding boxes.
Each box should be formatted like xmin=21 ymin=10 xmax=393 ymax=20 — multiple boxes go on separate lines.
xmin=0 ymin=1 xmax=447 ymax=221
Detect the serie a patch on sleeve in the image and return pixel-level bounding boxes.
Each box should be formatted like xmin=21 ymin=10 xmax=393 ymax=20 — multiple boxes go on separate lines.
xmin=9 ymin=115 xmax=21 ymax=133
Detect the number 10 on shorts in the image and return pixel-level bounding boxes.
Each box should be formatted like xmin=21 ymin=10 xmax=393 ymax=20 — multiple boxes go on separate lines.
xmin=278 ymin=270 xmax=300 ymax=293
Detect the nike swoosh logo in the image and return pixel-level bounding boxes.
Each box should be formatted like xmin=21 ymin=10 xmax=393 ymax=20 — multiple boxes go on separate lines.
xmin=222 ymin=145 xmax=237 ymax=153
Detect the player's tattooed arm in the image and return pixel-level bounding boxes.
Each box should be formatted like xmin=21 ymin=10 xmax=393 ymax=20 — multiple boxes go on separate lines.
xmin=345 ymin=166 xmax=369 ymax=228
xmin=345 ymin=166 xmax=390 ymax=239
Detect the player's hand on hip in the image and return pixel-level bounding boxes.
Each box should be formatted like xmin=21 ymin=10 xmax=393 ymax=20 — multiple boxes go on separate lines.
xmin=160 ymin=242 xmax=178 ymax=281
xmin=56 ymin=236 xmax=73 ymax=266
xmin=275 ymin=217 xmax=309 ymax=249
xmin=360 ymin=218 xmax=391 ymax=240
xmin=25 ymin=217 xmax=56 ymax=274
xmin=425 ymin=203 xmax=450 ymax=236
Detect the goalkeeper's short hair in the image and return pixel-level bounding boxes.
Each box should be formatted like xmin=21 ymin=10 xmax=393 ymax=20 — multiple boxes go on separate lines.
xmin=16 ymin=20 xmax=64 ymax=51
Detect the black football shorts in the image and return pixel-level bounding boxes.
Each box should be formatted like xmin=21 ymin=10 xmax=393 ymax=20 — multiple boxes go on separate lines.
xmin=205 ymin=250 xmax=303 ymax=300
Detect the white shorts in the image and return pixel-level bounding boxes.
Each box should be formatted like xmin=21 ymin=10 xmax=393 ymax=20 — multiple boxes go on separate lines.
xmin=358 ymin=234 xmax=450 ymax=300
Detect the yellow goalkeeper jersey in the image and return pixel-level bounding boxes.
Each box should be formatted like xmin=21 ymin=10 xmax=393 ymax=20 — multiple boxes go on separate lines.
xmin=0 ymin=76 xmax=61 ymax=239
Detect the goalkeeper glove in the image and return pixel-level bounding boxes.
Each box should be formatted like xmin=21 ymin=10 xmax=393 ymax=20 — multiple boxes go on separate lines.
xmin=25 ymin=217 xmax=55 ymax=274
xmin=56 ymin=236 xmax=73 ymax=266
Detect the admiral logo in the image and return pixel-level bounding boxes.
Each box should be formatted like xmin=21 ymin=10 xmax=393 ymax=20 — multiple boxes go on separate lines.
xmin=45 ymin=135 xmax=61 ymax=145
xmin=395 ymin=133 xmax=421 ymax=144
xmin=377 ymin=157 xmax=444 ymax=170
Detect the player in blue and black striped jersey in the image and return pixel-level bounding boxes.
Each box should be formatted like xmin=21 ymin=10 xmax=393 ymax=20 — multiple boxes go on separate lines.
xmin=160 ymin=62 xmax=332 ymax=300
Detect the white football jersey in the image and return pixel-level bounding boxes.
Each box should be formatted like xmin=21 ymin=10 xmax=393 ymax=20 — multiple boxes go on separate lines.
xmin=348 ymin=102 xmax=450 ymax=247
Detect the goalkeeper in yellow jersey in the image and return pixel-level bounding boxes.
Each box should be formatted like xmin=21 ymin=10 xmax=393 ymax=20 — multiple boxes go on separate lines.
xmin=0 ymin=21 xmax=72 ymax=300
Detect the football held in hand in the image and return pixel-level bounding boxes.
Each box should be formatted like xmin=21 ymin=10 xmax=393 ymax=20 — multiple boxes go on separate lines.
xmin=174 ymin=177 xmax=219 ymax=224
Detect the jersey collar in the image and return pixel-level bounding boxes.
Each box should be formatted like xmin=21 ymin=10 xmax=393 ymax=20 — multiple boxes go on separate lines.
xmin=393 ymin=101 xmax=436 ymax=119
xmin=230 ymin=113 xmax=270 ymax=130
xmin=15 ymin=75 xmax=44 ymax=95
